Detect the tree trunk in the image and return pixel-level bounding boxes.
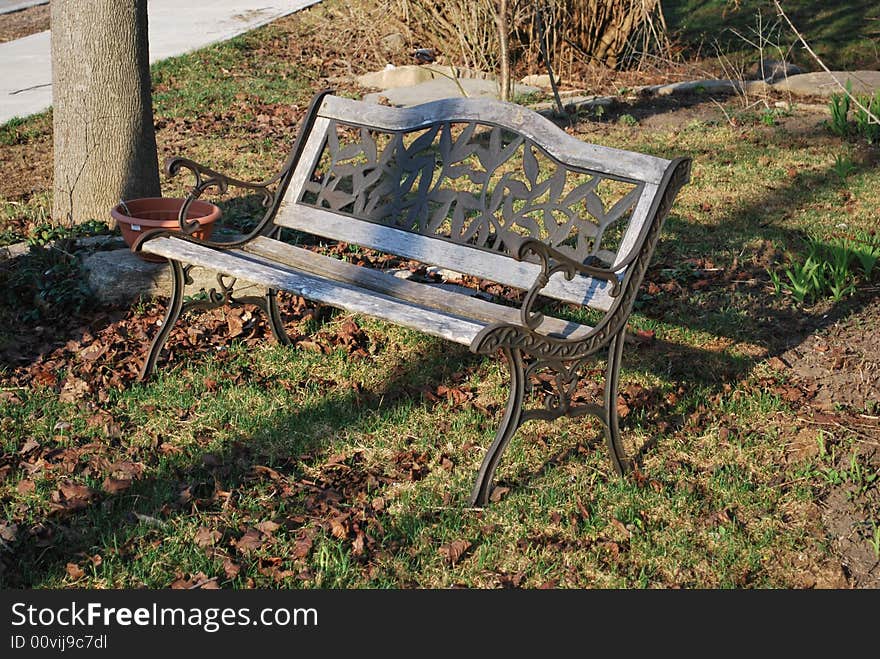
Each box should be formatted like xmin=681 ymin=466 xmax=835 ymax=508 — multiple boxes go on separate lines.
xmin=51 ymin=0 xmax=160 ymax=226
xmin=494 ymin=0 xmax=511 ymax=101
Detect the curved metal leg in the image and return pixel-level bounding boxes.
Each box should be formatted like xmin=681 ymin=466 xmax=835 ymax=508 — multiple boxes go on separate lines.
xmin=265 ymin=288 xmax=292 ymax=346
xmin=469 ymin=348 xmax=526 ymax=507
xmin=603 ymin=330 xmax=631 ymax=475
xmin=139 ymin=260 xmax=186 ymax=381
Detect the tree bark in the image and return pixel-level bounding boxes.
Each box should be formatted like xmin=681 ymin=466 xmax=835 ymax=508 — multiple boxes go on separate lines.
xmin=494 ymin=0 xmax=511 ymax=101
xmin=51 ymin=0 xmax=160 ymax=225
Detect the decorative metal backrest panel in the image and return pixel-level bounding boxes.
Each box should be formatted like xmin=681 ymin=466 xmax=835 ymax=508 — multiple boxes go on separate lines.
xmin=298 ymin=119 xmax=645 ymax=268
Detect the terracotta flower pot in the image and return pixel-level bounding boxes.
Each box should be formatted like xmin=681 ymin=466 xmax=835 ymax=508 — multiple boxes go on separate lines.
xmin=111 ymin=197 xmax=221 ymax=263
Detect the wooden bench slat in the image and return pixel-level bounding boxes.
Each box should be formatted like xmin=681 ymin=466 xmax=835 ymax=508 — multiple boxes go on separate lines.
xmin=141 ymin=237 xmax=487 ymax=346
xmin=317 ymin=95 xmax=671 ymax=185
xmin=243 ymin=236 xmax=594 ymax=341
xmin=274 ymin=202 xmax=618 ymax=311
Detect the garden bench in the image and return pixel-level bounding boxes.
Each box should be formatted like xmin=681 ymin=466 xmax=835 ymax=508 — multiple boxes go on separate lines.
xmin=134 ymin=90 xmax=691 ymax=506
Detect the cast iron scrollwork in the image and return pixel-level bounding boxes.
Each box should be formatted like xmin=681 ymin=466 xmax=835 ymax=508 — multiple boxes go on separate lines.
xmin=515 ymin=238 xmax=621 ymax=331
xmin=165 ymin=157 xmax=279 ymax=237
xmin=178 ymin=268 xmax=271 ymax=317
xmin=301 ymin=119 xmax=645 ymax=264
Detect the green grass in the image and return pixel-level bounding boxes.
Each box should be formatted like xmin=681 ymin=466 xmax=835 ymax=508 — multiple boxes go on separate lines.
xmin=0 ymin=306 xmax=858 ymax=588
xmin=664 ymin=0 xmax=880 ymax=70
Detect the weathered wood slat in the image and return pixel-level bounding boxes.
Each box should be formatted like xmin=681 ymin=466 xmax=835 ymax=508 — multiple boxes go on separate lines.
xmin=612 ymin=182 xmax=659 ymax=269
xmin=140 ymin=237 xmax=487 ymax=345
xmin=284 ymin=116 xmax=330 ymax=206
xmin=317 ymin=95 xmax=672 ymax=185
xmin=273 ymin=202 xmax=618 ymax=311
xmin=243 ymin=236 xmax=594 ymax=341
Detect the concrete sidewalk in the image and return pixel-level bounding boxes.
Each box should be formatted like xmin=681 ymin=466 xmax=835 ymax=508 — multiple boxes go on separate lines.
xmin=0 ymin=0 xmax=320 ymax=125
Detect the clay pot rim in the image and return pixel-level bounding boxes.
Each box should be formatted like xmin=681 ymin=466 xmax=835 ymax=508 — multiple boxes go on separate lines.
xmin=111 ymin=197 xmax=221 ymax=229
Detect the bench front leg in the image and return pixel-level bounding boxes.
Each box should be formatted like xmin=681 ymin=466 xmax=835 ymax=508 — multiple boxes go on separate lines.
xmin=470 ymin=347 xmax=526 ymax=507
xmin=139 ymin=259 xmax=187 ymax=381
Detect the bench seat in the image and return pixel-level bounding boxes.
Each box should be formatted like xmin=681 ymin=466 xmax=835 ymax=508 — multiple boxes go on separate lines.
xmin=142 ymin=234 xmax=595 ymax=347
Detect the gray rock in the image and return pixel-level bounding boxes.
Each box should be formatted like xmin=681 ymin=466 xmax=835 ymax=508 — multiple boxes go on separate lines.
xmin=364 ymin=77 xmax=540 ymax=106
xmin=520 ymin=73 xmax=559 ymax=88
xmin=81 ymin=248 xmax=263 ymax=305
xmin=0 ymin=240 xmax=30 ymax=261
xmin=532 ymin=94 xmax=615 ymax=116
xmin=643 ymin=79 xmax=742 ymax=96
xmin=770 ymin=70 xmax=880 ymax=97
xmin=357 ymin=65 xmax=437 ymax=90
xmin=356 ymin=64 xmax=493 ymax=91
xmin=749 ymin=58 xmax=803 ymax=82
xmin=380 ymin=32 xmax=406 ymax=53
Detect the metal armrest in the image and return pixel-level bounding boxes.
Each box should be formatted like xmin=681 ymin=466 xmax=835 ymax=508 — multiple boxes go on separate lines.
xmin=163 ymin=156 xmax=282 ymax=240
xmin=515 ymin=238 xmax=621 ymax=331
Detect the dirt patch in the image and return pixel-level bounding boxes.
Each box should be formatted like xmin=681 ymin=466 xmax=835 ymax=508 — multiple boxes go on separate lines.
xmin=0 ymin=133 xmax=52 ymax=199
xmin=782 ymin=298 xmax=880 ymax=415
xmin=0 ymin=4 xmax=49 ymax=44
xmin=777 ymin=297 xmax=880 ymax=587
xmin=822 ymin=441 xmax=880 ymax=588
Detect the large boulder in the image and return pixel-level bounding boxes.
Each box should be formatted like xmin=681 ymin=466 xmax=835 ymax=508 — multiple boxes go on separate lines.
xmin=81 ymin=247 xmax=262 ymax=305
xmin=364 ymin=77 xmax=540 ymax=106
xmin=771 ymin=71 xmax=880 ymax=97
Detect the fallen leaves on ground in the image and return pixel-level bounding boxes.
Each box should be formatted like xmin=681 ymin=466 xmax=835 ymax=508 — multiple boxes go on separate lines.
xmin=438 ymin=540 xmax=472 ymax=565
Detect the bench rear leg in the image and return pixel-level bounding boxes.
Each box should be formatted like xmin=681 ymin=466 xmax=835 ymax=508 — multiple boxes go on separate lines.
xmin=139 ymin=259 xmax=187 ymax=381
xmin=266 ymin=288 xmax=292 ymax=346
xmin=470 ymin=347 xmax=526 ymax=507
xmin=603 ymin=330 xmax=633 ymax=475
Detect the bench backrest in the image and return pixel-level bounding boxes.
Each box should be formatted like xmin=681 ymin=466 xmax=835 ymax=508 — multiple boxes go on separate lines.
xmin=274 ymin=94 xmax=688 ymax=312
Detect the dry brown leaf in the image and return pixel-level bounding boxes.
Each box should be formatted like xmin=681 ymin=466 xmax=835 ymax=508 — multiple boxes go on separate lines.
xmin=329 ymin=517 xmax=348 ymax=539
xmin=438 ymin=539 xmax=472 ymax=564
xmin=16 ymin=479 xmax=35 ymax=494
xmin=108 ymin=461 xmax=143 ymax=479
xmin=19 ymin=438 xmax=40 ymax=455
xmin=227 ymin=313 xmax=244 ymax=338
xmin=65 ymin=563 xmax=85 ymax=580
xmin=256 ymin=521 xmax=280 ymax=535
xmin=79 ymin=342 xmax=106 ymax=361
xmin=58 ymin=377 xmax=89 ymax=403
xmin=252 ymin=465 xmax=283 ymax=481
xmin=223 ymin=558 xmax=241 ymax=580
xmin=575 ymin=498 xmax=591 ymax=521
xmin=767 ymin=356 xmax=787 ymax=371
xmin=609 ymin=517 xmax=631 ymax=539
xmin=170 ymin=575 xmax=195 ymax=589
xmin=60 ymin=481 xmax=94 ymax=501
xmin=194 ymin=527 xmax=222 ymax=548
xmin=32 ymin=369 xmax=57 ymax=387
xmin=351 ymin=531 xmax=365 ymax=556
xmin=298 ymin=340 xmax=325 ymax=354
xmin=102 ymin=477 xmax=131 ymax=494
xmin=292 ymin=535 xmax=313 ymax=559
xmin=0 ymin=522 xmax=18 ymax=542
xmin=235 ymin=528 xmax=263 ymax=554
